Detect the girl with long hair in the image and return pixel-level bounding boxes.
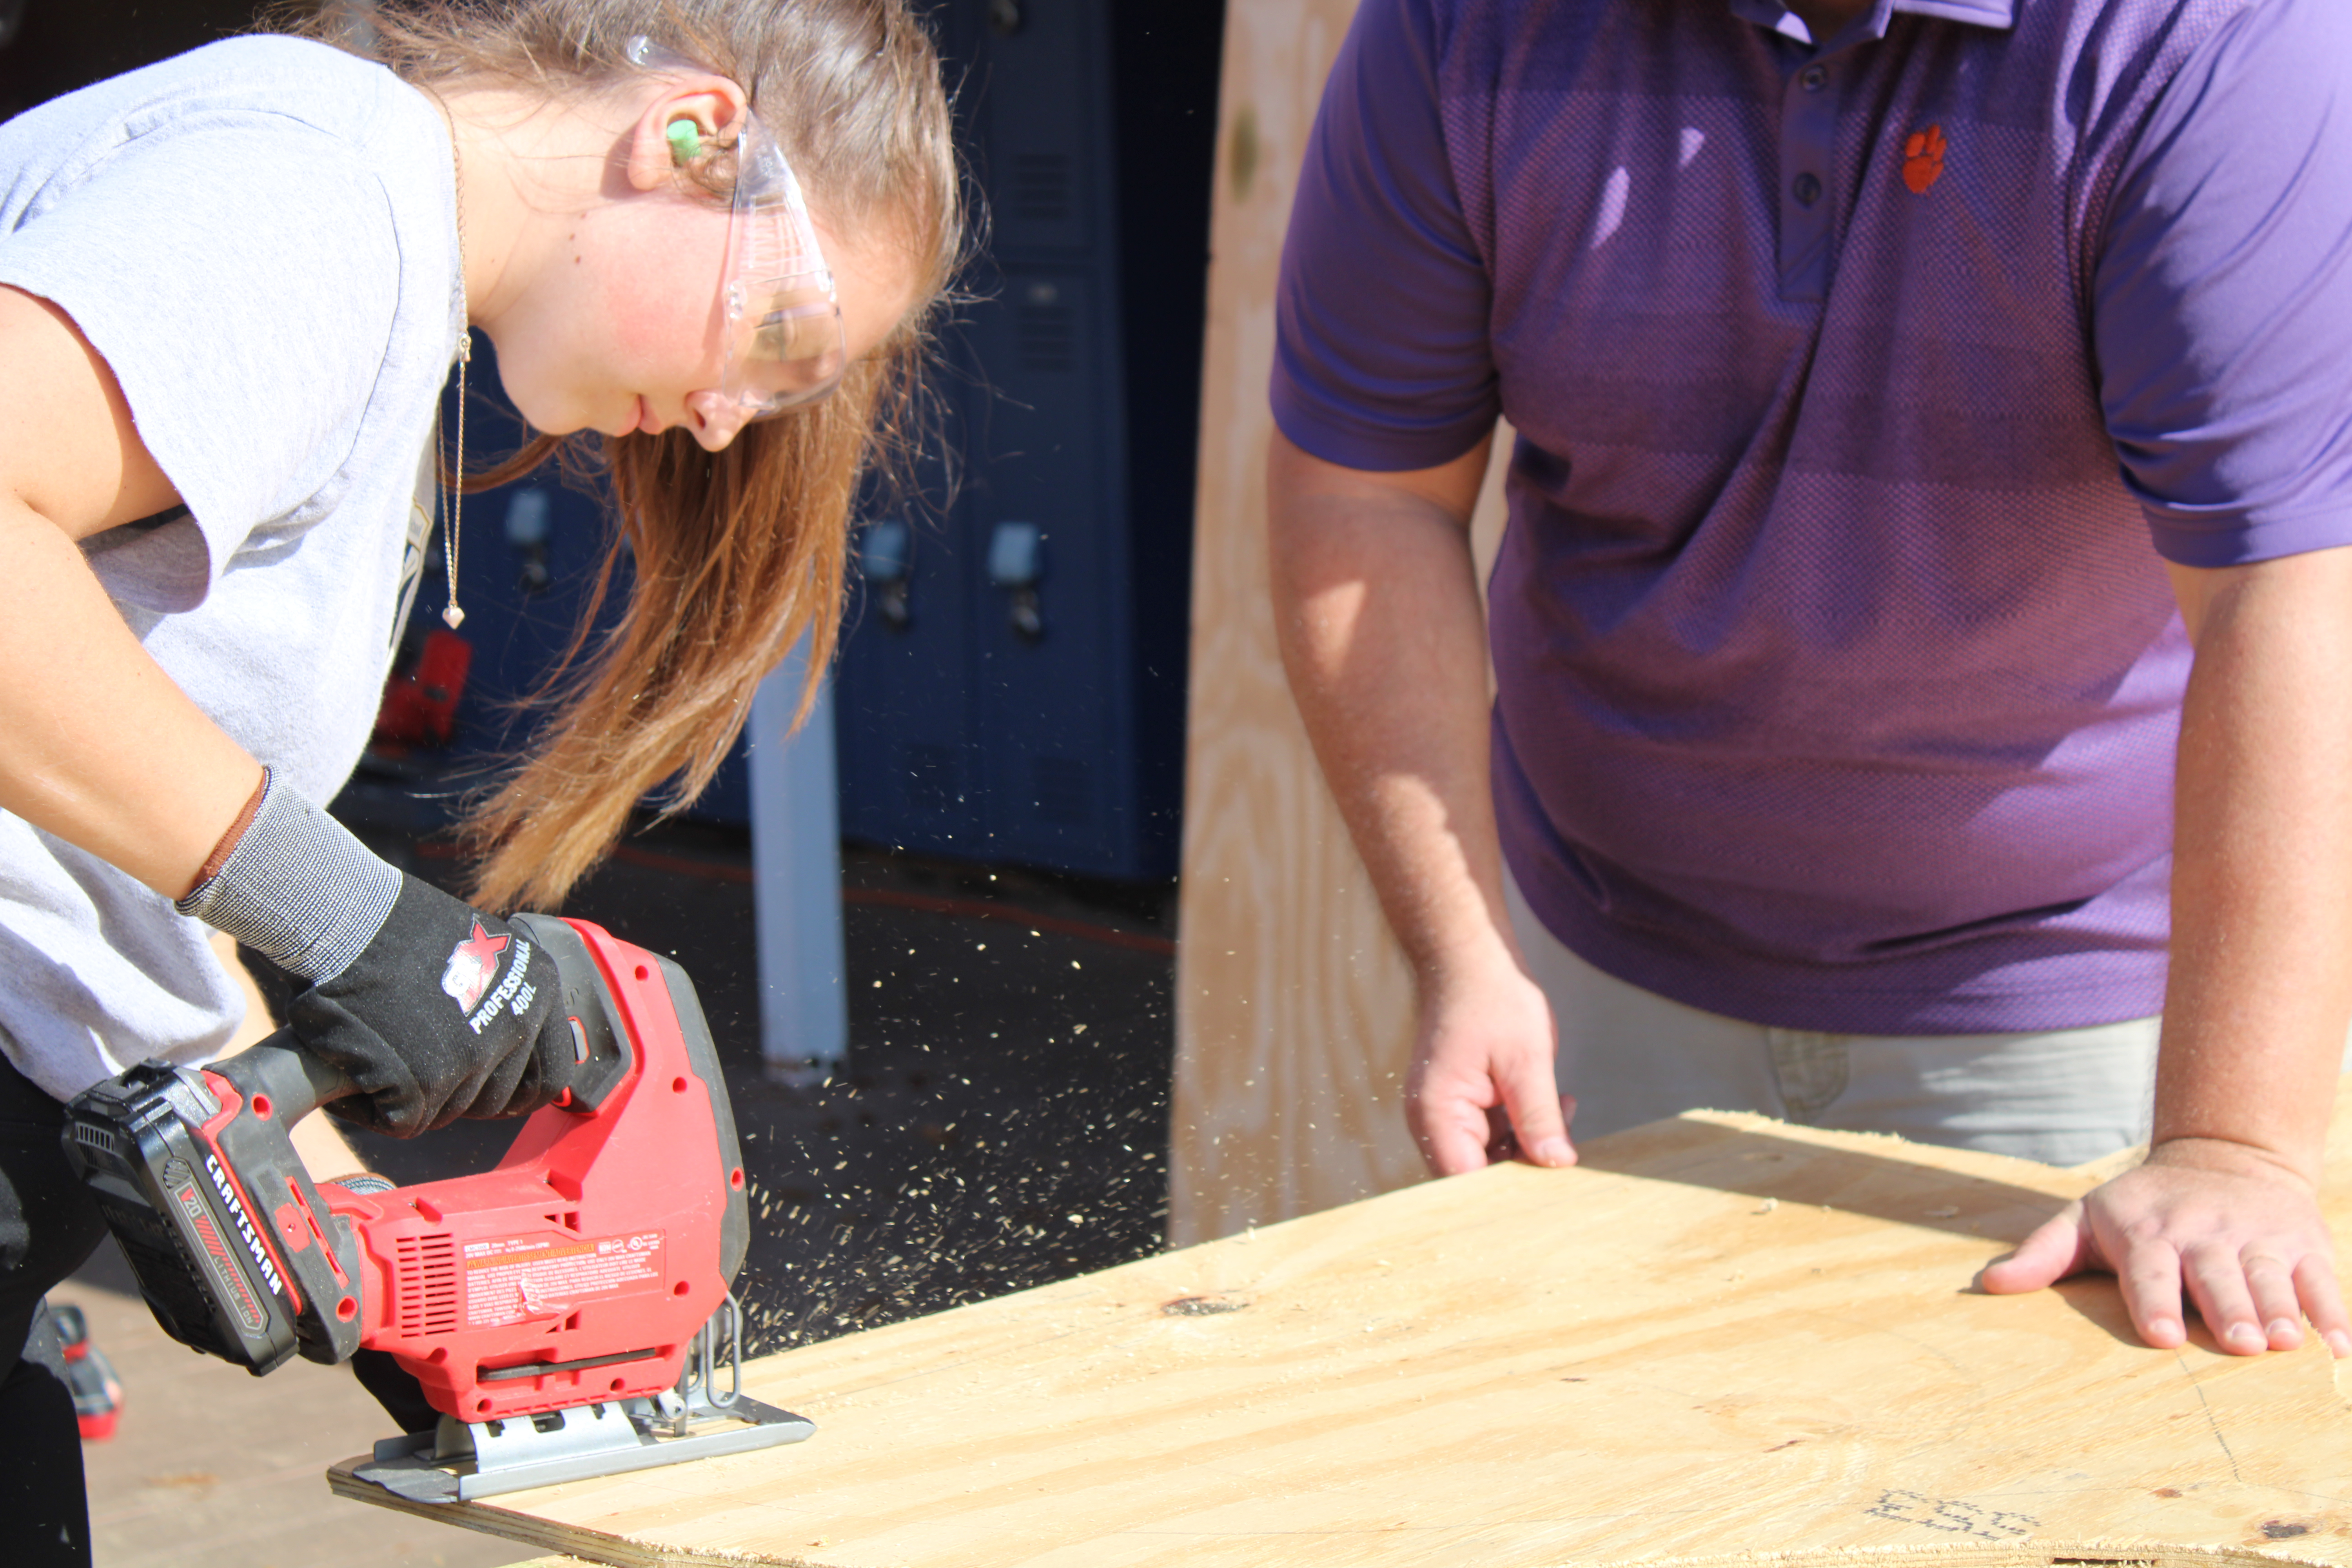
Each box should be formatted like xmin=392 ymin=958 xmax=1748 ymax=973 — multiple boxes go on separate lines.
xmin=0 ymin=2 xmax=961 ymax=1556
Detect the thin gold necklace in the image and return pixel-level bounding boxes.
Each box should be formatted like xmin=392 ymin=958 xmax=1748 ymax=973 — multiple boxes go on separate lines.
xmin=441 ymin=103 xmax=471 ymax=631
xmin=443 ymin=331 xmax=469 ymax=629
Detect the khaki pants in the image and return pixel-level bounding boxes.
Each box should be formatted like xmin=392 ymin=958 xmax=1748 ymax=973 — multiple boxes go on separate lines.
xmin=1503 ymin=867 xmax=2163 ymax=1167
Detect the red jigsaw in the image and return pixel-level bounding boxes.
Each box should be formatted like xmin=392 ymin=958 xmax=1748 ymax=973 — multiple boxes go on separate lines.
xmin=62 ymin=915 xmax=812 ymax=1502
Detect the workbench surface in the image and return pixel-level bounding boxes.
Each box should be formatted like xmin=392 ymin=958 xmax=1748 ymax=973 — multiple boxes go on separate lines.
xmin=347 ymin=1086 xmax=2352 ymax=1568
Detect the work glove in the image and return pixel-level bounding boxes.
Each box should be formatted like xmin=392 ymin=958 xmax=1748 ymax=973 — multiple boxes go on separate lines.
xmin=176 ymin=773 xmax=579 ymax=1136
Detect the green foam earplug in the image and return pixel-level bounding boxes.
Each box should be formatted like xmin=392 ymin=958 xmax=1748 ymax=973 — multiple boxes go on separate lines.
xmin=666 ymin=119 xmax=703 ymax=164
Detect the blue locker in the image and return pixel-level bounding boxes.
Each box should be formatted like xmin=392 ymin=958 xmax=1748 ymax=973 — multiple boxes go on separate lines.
xmin=357 ymin=0 xmax=1221 ymax=860
xmin=833 ymin=0 xmax=1221 ymax=880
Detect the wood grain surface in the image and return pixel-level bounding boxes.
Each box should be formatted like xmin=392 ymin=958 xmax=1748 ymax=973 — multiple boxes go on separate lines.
xmin=1170 ymin=0 xmax=1514 ymax=1248
xmin=338 ymin=1078 xmax=2352 ymax=1568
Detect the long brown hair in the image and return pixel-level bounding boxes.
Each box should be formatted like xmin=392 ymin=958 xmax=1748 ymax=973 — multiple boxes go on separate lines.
xmin=303 ymin=0 xmax=961 ymax=910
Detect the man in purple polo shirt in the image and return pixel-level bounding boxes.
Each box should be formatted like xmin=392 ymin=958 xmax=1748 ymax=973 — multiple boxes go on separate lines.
xmin=1269 ymin=0 xmax=2352 ymax=1355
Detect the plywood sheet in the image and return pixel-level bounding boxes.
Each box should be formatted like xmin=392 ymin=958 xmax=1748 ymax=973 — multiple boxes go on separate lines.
xmin=336 ymin=1078 xmax=2352 ymax=1568
xmin=1172 ymin=0 xmax=1514 ymax=1247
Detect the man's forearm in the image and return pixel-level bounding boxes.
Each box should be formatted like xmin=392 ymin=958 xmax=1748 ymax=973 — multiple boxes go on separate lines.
xmin=1952 ymin=549 xmax=2352 ymax=1352
xmin=1269 ymin=429 xmax=1575 ymax=1173
xmin=2158 ymin=550 xmax=2352 ymax=1181
xmin=1265 ymin=430 xmax=1507 ymax=984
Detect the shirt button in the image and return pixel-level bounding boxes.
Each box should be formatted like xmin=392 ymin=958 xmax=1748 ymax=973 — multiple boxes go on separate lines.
xmin=1800 ymin=64 xmax=1828 ymax=92
xmin=1793 ymin=172 xmax=1823 ymax=207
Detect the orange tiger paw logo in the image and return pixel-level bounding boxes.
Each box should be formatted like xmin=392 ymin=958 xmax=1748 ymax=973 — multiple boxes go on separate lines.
xmin=1902 ymin=124 xmax=1946 ymax=194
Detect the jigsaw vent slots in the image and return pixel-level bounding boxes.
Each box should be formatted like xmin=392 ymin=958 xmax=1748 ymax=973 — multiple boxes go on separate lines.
xmin=393 ymin=1232 xmax=458 ymax=1338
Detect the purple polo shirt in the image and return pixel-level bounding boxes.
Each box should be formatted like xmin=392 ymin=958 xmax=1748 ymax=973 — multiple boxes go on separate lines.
xmin=1272 ymin=0 xmax=2352 ymax=1032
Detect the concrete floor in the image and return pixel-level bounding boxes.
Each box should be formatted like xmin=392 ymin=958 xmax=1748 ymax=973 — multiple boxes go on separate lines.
xmin=62 ymin=821 xmax=1177 ymax=1567
xmin=57 ymin=1249 xmax=526 ymax=1568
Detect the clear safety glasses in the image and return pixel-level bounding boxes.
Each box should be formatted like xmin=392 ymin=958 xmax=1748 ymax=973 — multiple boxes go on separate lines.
xmin=625 ymin=38 xmax=849 ymax=444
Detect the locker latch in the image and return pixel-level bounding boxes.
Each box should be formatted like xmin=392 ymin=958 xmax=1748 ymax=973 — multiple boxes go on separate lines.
xmin=988 ymin=521 xmax=1045 ymax=642
xmin=505 ymin=489 xmax=552 ymax=595
xmin=858 ymin=518 xmax=913 ymax=630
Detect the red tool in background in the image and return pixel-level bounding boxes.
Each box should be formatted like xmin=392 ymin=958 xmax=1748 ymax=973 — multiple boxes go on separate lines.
xmin=61 ymin=916 xmax=811 ymax=1502
xmin=49 ymin=1305 xmax=123 ymax=1441
xmin=371 ymin=627 xmax=473 ymax=751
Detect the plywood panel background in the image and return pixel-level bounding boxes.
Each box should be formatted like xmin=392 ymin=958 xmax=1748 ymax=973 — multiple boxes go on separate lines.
xmin=347 ymin=1080 xmax=2352 ymax=1568
xmin=1171 ymin=0 xmax=1514 ymax=1248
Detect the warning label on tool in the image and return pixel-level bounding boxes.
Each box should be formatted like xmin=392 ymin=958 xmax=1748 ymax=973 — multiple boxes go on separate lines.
xmin=463 ymin=1231 xmax=665 ymax=1328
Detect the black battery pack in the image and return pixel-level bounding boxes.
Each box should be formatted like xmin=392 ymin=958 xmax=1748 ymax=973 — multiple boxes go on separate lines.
xmin=62 ymin=1047 xmax=362 ymax=1375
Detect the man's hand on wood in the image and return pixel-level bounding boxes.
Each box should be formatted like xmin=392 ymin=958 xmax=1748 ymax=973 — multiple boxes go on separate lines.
xmin=1405 ymin=956 xmax=1576 ymax=1176
xmin=1980 ymin=1138 xmax=2351 ymax=1357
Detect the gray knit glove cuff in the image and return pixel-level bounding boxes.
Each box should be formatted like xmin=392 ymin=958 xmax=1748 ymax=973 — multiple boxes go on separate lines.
xmin=174 ymin=773 xmax=404 ymax=985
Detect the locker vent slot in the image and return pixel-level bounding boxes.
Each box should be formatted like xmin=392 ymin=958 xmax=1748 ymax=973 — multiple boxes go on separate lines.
xmin=1034 ymin=757 xmax=1092 ymax=827
xmin=1009 ymin=152 xmax=1073 ymax=225
xmin=1016 ymin=302 xmax=1078 ymax=374
xmin=394 ymin=1233 xmax=460 ymax=1339
xmin=902 ymin=744 xmax=961 ymax=817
